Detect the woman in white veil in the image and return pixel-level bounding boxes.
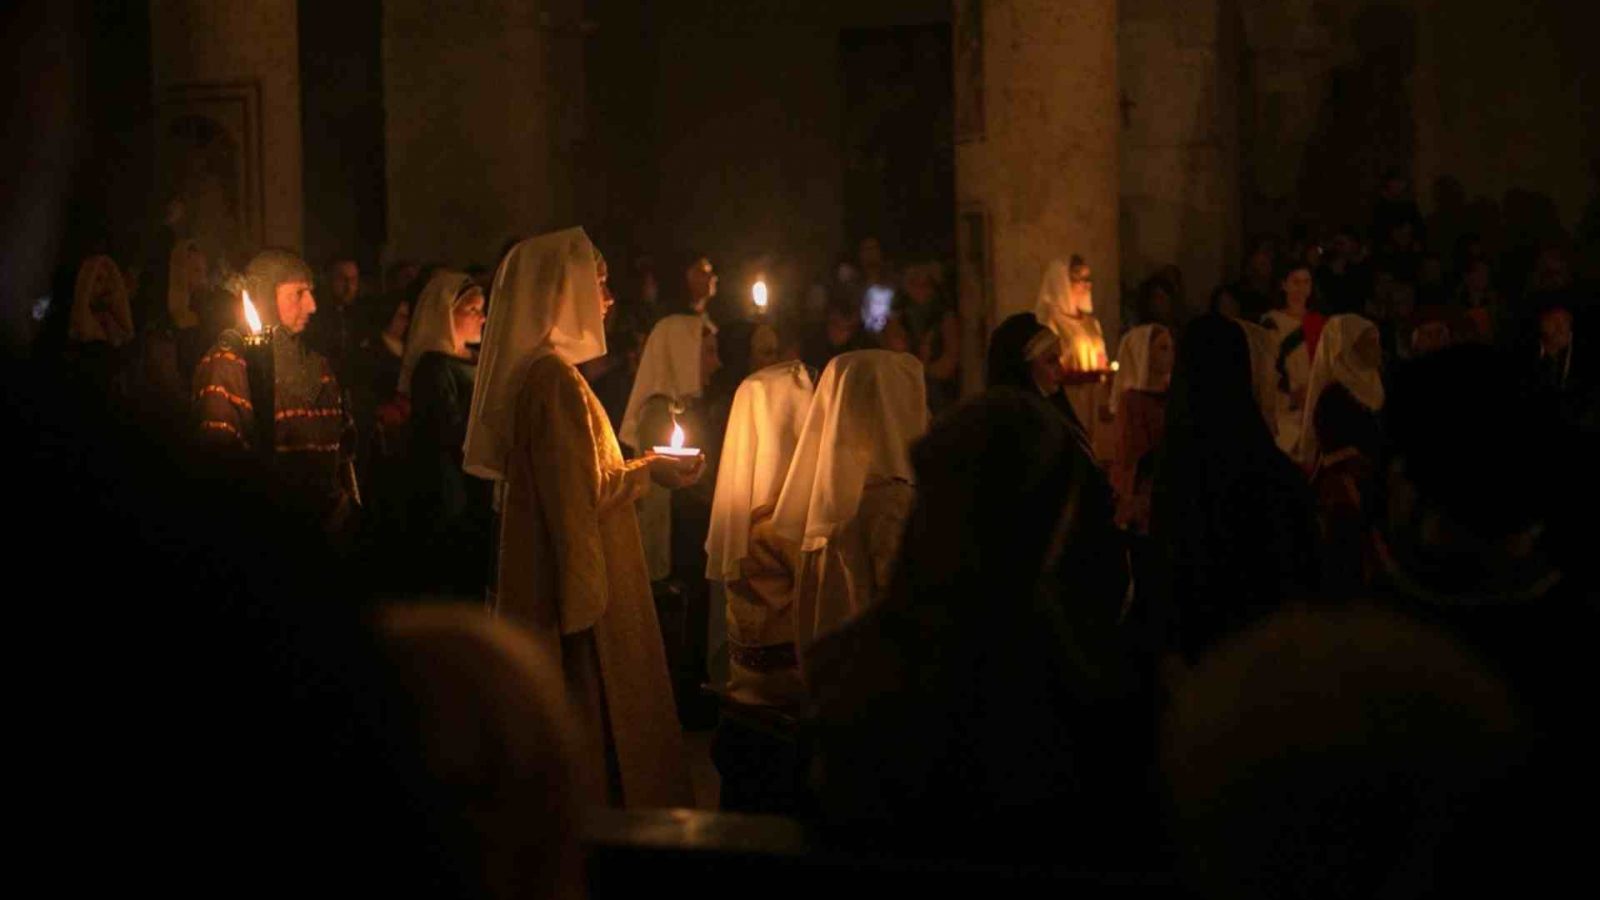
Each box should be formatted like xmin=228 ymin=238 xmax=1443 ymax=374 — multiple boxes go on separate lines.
xmin=463 ymin=227 xmax=698 ymax=809
xmin=770 ymin=349 xmax=928 ymax=661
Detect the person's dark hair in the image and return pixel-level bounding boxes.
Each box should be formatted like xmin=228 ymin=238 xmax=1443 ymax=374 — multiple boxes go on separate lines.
xmin=1136 ymin=274 xmax=1176 ymax=323
xmin=708 ymin=319 xmax=758 ymax=395
xmin=1207 ymin=284 xmax=1238 ymax=315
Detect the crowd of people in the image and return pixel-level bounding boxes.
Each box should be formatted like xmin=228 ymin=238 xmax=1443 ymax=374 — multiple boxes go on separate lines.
xmin=13 ymin=168 xmax=1600 ymax=898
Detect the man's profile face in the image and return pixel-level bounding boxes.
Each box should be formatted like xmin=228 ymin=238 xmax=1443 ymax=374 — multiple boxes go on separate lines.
xmin=275 ymin=280 xmax=317 ymax=334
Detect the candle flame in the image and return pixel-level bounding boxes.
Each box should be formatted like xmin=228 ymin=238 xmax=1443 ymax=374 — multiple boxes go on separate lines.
xmin=242 ymin=290 xmax=263 ymax=334
xmin=669 ymin=420 xmax=685 ymax=450
xmin=1110 ymin=360 xmax=1121 ymax=372
xmin=752 ymin=280 xmax=768 ymax=309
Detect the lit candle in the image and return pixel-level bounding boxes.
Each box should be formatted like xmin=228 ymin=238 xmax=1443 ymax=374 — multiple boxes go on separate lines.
xmin=237 ymin=289 xmax=276 ymax=459
xmin=651 ymin=418 xmax=701 ymax=458
xmin=1110 ymin=360 xmax=1121 ymax=372
xmin=752 ymin=279 xmax=769 ymax=315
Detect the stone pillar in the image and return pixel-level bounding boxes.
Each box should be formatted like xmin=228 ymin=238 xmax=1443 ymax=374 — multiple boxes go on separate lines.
xmin=382 ymin=0 xmax=583 ymax=268
xmin=149 ymin=0 xmax=304 ymax=253
xmin=954 ymin=0 xmax=1120 ymax=395
xmin=1119 ymin=0 xmax=1239 ymax=315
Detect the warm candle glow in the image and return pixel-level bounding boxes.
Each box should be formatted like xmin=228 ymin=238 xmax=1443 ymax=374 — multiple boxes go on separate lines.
xmin=242 ymin=290 xmax=263 ymax=334
xmin=752 ymin=280 xmax=768 ymax=310
xmin=652 ymin=417 xmax=699 ymax=457
xmin=1110 ymin=360 xmax=1121 ymax=372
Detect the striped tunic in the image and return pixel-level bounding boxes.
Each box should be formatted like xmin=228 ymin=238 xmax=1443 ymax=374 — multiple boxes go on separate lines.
xmin=193 ymin=333 xmax=354 ymax=520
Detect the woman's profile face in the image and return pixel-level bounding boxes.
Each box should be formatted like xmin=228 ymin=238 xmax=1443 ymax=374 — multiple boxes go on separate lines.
xmin=452 ymin=289 xmax=487 ymax=348
xmin=1283 ymin=268 xmax=1313 ymax=308
xmin=1029 ymin=348 xmax=1065 ymax=394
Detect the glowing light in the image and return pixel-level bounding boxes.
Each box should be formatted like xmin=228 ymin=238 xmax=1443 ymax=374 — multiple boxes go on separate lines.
xmin=242 ymin=290 xmax=263 ymax=334
xmin=1110 ymin=360 xmax=1121 ymax=372
xmin=652 ymin=417 xmax=700 ymax=457
xmin=752 ymin=280 xmax=769 ymax=310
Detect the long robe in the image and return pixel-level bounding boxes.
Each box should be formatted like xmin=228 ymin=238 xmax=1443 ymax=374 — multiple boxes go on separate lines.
xmin=794 ymin=478 xmax=916 ymax=665
xmin=496 ymin=353 xmax=692 ymax=809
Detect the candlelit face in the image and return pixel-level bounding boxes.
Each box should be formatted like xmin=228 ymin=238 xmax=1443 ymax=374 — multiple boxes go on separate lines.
xmin=275 ymin=280 xmax=316 ymax=334
xmin=749 ymin=323 xmax=780 ymax=371
xmin=452 ymin=288 xmax=487 ymax=349
xmin=1068 ymin=264 xmax=1094 ymax=314
xmin=596 ymin=257 xmax=615 ymax=321
xmin=686 ymin=258 xmax=717 ymax=309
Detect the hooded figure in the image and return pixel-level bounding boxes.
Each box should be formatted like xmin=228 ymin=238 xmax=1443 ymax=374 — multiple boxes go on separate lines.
xmin=771 ymin=350 xmax=927 ymax=658
xmin=462 ymin=227 xmax=692 ymax=809
xmin=192 ymin=248 xmax=354 ymax=530
xmin=986 ymin=311 xmax=1093 ymax=458
xmin=704 ymin=361 xmax=815 ymax=710
xmin=617 ymin=312 xmax=717 ymax=581
xmin=402 ymin=271 xmax=489 ymax=590
xmin=1297 ymin=313 xmax=1384 ymax=466
xmin=1034 ymin=256 xmax=1110 ymax=453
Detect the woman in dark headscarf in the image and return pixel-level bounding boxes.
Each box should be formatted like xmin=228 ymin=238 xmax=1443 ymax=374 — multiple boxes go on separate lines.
xmin=986 ymin=311 xmax=1091 ymax=451
xmin=1150 ymin=314 xmax=1319 ymax=663
xmin=806 ymin=391 xmax=1156 ymax=867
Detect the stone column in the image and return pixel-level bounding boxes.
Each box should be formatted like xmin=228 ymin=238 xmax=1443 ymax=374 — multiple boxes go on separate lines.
xmin=1119 ymin=0 xmax=1239 ymax=316
xmin=149 ymin=0 xmax=304 ymax=253
xmin=382 ymin=0 xmax=584 ymax=268
xmin=954 ymin=0 xmax=1120 ymax=395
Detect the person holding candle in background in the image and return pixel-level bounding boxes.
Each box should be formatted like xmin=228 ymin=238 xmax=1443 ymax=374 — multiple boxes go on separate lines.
xmin=1035 ymin=255 xmax=1111 ymax=457
xmin=619 ymin=311 xmax=722 ymax=723
xmin=193 ymin=248 xmax=356 ymax=535
xmin=464 ymin=227 xmax=696 ymax=808
xmin=771 ymin=349 xmax=927 ymax=661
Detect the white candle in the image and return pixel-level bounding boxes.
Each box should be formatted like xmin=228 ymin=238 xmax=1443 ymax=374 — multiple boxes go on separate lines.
xmin=651 ymin=420 xmax=700 ymax=458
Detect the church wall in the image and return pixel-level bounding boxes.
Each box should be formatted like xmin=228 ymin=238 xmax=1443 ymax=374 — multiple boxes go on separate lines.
xmin=149 ymin=0 xmax=305 ymax=253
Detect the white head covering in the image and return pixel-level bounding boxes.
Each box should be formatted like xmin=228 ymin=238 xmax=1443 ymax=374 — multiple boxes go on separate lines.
xmin=1297 ymin=313 xmax=1385 ymax=463
xmin=1034 ymin=258 xmax=1106 ymax=371
xmin=618 ymin=313 xmax=710 ymax=451
xmin=704 ymin=361 xmax=815 ymax=582
xmin=770 ymin=350 xmax=927 ymax=552
xmin=1110 ymin=324 xmax=1170 ymax=414
xmin=1236 ymin=318 xmax=1282 ymax=437
xmin=1034 ymin=258 xmax=1077 ymax=322
xmin=399 ymin=269 xmax=474 ymax=394
xmin=463 ymin=227 xmax=606 ymax=481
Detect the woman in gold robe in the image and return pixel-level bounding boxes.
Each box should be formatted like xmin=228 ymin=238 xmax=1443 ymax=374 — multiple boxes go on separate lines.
xmin=463 ymin=227 xmax=696 ymax=808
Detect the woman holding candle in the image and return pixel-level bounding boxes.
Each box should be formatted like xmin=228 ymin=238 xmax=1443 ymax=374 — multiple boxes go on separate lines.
xmin=464 ymin=228 xmax=695 ymax=809
xmin=1034 ymin=255 xmax=1111 ymax=456
xmin=771 ymin=349 xmax=927 ymax=658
